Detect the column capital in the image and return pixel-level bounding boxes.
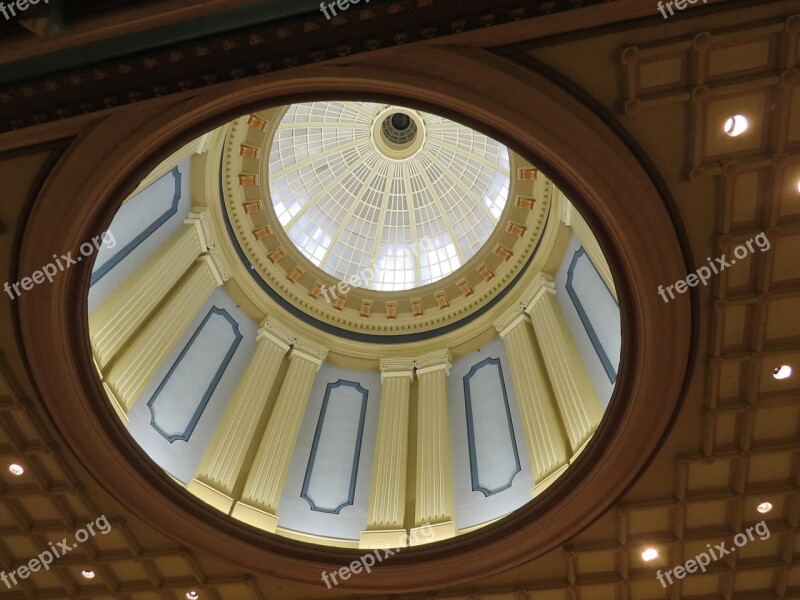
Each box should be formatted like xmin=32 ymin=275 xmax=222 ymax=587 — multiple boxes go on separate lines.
xmin=380 ymin=359 xmax=416 ymax=380
xmin=495 ymin=304 xmax=531 ymax=337
xmin=496 ymin=273 xmax=557 ymax=335
xmin=187 ymin=208 xmax=230 ymax=282
xmin=185 ymin=210 xmax=211 ymax=252
xmin=560 ymin=196 xmax=574 ymax=226
xmin=290 ymin=338 xmax=328 ymax=366
xmin=415 ymin=351 xmax=452 ymax=377
xmin=197 ymin=254 xmax=225 ymax=288
xmin=257 ymin=319 xmax=293 ymax=351
xmin=522 ymin=272 xmax=557 ymax=313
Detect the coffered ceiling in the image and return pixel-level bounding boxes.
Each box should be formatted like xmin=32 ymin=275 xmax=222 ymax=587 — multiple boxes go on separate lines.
xmin=0 ymin=1 xmax=798 ymax=599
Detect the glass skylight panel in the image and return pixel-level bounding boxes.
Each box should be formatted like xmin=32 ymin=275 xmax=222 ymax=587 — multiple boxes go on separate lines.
xmin=268 ymin=101 xmax=512 ymax=291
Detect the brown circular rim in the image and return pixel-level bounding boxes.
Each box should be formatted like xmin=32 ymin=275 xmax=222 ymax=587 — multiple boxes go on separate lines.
xmin=17 ymin=46 xmax=693 ymax=592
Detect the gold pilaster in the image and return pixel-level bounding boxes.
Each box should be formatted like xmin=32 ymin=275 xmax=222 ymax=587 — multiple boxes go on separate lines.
xmin=104 ymin=255 xmax=224 ymax=411
xmin=231 ymin=340 xmax=327 ymax=533
xmin=359 ymin=360 xmax=415 ymax=549
xmin=412 ymin=352 xmax=456 ymax=545
xmin=89 ymin=216 xmax=207 ymax=368
xmin=496 ymin=310 xmax=570 ymax=496
xmin=525 ymin=274 xmax=604 ymax=453
xmin=187 ymin=320 xmax=293 ymax=513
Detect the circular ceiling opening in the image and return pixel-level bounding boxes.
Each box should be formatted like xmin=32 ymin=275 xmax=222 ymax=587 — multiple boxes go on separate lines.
xmin=83 ymin=99 xmax=624 ymax=553
xmin=382 ymin=111 xmax=418 ymax=145
xmin=24 ymin=50 xmax=690 ymax=593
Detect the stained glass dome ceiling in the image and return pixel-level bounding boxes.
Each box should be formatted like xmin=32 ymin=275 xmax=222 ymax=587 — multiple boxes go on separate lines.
xmin=268 ymin=101 xmax=511 ymax=291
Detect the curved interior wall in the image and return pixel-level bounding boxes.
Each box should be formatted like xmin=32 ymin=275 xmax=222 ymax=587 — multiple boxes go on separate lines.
xmin=555 ymin=233 xmax=622 ymax=406
xmin=88 ymin=161 xmax=192 ymax=312
xmin=87 ymin=141 xmax=624 ymax=541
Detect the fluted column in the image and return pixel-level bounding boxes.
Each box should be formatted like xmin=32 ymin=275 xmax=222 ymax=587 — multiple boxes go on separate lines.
xmin=89 ymin=215 xmax=208 ymax=368
xmin=525 ymin=274 xmax=604 ymax=453
xmin=104 ymin=255 xmax=223 ymax=412
xmin=231 ymin=341 xmax=328 ymax=533
xmin=187 ymin=321 xmax=293 ymax=513
xmin=413 ymin=352 xmax=456 ymax=545
xmin=497 ymin=310 xmax=570 ymax=497
xmin=360 ymin=360 xmax=414 ymax=549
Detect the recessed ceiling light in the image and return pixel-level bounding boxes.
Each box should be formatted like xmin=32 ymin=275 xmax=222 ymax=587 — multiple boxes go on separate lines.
xmin=642 ymin=547 xmax=659 ymax=561
xmin=81 ymin=569 xmax=95 ymax=579
xmin=757 ymin=501 xmax=773 ymax=514
xmin=723 ymin=115 xmax=749 ymax=137
xmin=8 ymin=464 xmax=24 ymax=476
xmin=186 ymin=592 xmax=199 ymax=600
xmin=772 ymin=365 xmax=793 ymax=380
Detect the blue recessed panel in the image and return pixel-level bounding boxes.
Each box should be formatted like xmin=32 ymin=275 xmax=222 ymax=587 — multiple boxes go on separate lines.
xmin=565 ymin=247 xmax=620 ymax=383
xmin=464 ymin=357 xmax=521 ymax=496
xmin=147 ymin=307 xmax=242 ymax=443
xmin=301 ymin=380 xmax=368 ymax=514
xmin=90 ymin=167 xmax=182 ymax=286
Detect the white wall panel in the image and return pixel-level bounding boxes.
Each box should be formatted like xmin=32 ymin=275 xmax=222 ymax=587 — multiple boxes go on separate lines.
xmin=448 ymin=338 xmax=534 ymax=530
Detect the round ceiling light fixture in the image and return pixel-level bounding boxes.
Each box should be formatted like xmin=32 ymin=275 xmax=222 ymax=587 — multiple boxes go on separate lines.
xmin=81 ymin=569 xmax=95 ymax=579
xmin=723 ymin=115 xmax=749 ymax=137
xmin=8 ymin=463 xmax=24 ymax=476
xmin=641 ymin=547 xmax=659 ymax=561
xmin=772 ymin=365 xmax=792 ymax=380
xmin=756 ymin=501 xmax=773 ymax=514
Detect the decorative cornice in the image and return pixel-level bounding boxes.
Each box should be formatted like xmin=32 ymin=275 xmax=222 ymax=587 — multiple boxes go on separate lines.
xmin=0 ymin=0 xmax=612 ymax=132
xmin=220 ymin=111 xmax=552 ymax=336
